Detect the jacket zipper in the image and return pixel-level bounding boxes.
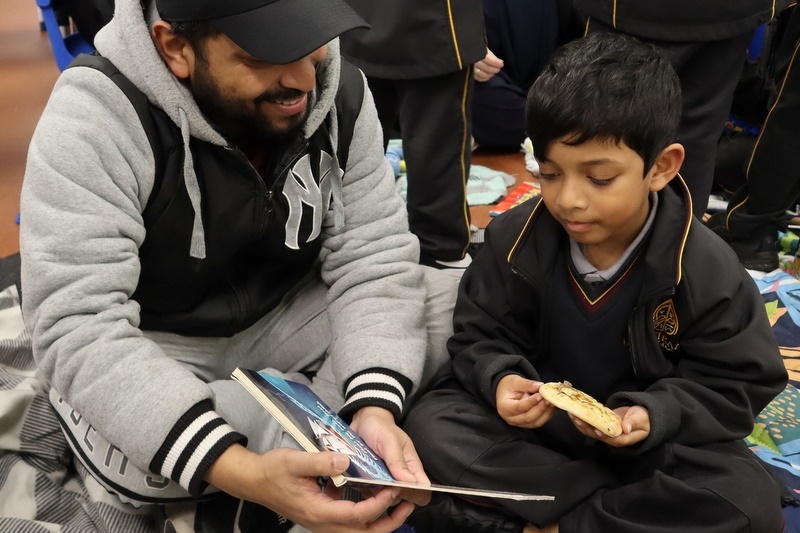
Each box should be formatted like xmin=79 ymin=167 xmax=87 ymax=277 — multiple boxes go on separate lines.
xmin=221 ymin=142 xmax=306 ymax=326
xmin=260 ymin=141 xmax=311 ymax=233
xmin=228 ymin=140 xmax=311 ymax=234
xmin=510 ymin=266 xmax=538 ymax=290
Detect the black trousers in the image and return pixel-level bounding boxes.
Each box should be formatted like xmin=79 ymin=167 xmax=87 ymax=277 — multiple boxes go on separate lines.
xmin=367 ymin=70 xmax=474 ymax=264
xmin=403 ymin=385 xmax=784 ymax=533
xmin=587 ymin=21 xmax=754 ymax=218
xmin=734 ymin=6 xmax=800 ymax=218
xmin=471 ymin=70 xmax=529 ymax=150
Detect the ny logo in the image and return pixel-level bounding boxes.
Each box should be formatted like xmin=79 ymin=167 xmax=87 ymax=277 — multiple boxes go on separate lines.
xmin=282 ymin=151 xmax=337 ymax=250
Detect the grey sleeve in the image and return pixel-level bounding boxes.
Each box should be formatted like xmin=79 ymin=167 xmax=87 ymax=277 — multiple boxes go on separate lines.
xmin=20 ymin=68 xmax=239 ymax=495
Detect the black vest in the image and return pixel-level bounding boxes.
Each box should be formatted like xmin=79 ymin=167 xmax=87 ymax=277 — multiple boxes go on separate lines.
xmin=68 ymin=54 xmax=364 ymax=337
xmin=542 ymin=248 xmax=644 ymax=403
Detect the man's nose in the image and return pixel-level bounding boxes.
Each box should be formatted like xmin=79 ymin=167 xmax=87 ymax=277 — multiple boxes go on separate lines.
xmin=278 ymin=52 xmax=323 ymax=93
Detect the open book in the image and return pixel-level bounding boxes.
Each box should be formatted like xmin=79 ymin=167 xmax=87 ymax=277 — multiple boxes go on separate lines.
xmin=232 ymin=368 xmax=553 ymax=502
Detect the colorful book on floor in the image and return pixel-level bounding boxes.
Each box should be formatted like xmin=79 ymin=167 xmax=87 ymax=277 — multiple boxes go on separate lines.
xmin=489 ymin=181 xmax=541 ymax=217
xmin=231 ymin=368 xmax=554 ymax=502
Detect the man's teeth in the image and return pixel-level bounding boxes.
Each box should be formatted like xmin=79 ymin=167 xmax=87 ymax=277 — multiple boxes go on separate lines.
xmin=275 ymin=97 xmax=302 ymax=105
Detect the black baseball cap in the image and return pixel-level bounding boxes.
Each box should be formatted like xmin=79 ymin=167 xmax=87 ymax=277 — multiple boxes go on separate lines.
xmin=155 ymin=0 xmax=369 ymax=65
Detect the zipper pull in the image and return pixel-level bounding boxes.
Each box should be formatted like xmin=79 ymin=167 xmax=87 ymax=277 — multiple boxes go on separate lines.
xmin=265 ymin=190 xmax=274 ymax=213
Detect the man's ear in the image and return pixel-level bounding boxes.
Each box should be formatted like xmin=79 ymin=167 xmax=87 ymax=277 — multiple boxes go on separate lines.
xmin=151 ymin=20 xmax=194 ymax=80
xmin=648 ymin=143 xmax=685 ymax=192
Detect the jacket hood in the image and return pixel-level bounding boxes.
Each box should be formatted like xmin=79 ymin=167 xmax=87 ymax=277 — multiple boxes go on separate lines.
xmin=93 ymin=0 xmax=346 ymax=258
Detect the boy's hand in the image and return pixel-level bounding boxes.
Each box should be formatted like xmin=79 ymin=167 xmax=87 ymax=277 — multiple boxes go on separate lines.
xmin=569 ymin=405 xmax=651 ymax=447
xmin=496 ymin=375 xmax=555 ymax=428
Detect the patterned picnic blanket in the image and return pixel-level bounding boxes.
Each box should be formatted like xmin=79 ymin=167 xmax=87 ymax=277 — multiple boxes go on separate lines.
xmin=0 ymin=283 xmax=164 ymax=533
xmin=748 ymin=264 xmax=800 ymax=531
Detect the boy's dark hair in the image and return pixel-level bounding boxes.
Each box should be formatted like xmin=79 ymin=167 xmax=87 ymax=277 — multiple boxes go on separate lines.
xmin=167 ymin=21 xmax=221 ymax=64
xmin=526 ymin=32 xmax=681 ymax=172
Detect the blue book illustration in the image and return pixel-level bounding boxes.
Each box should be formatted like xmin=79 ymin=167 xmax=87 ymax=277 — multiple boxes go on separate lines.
xmin=232 ymin=368 xmax=553 ymax=501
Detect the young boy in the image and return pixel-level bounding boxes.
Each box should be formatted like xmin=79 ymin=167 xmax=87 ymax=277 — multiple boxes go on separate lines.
xmin=403 ymin=32 xmax=789 ymax=533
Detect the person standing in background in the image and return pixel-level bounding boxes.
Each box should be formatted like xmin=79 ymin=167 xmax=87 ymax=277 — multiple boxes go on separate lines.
xmin=471 ymin=0 xmax=560 ymax=150
xmin=709 ymin=4 xmax=800 ymax=272
xmin=574 ymin=0 xmax=794 ymax=218
xmin=340 ymin=0 xmax=486 ymax=272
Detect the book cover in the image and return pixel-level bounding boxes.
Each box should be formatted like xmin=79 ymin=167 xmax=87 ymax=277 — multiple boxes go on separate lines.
xmin=489 ymin=181 xmax=541 ymax=217
xmin=231 ymin=368 xmax=553 ymax=502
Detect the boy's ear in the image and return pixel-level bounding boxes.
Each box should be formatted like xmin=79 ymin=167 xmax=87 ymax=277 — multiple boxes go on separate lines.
xmin=152 ymin=21 xmax=195 ymax=80
xmin=648 ymin=143 xmax=685 ymax=192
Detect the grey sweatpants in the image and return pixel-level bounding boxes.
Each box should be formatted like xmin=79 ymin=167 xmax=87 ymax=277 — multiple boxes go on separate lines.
xmin=53 ymin=264 xmax=458 ymax=508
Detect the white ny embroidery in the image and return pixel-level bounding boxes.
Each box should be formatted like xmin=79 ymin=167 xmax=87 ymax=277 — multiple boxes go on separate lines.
xmin=282 ymin=151 xmax=335 ymax=250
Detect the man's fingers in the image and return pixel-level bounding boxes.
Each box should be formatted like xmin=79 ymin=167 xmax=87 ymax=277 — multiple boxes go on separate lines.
xmin=324 ymin=487 xmax=399 ymax=525
xmin=373 ymin=501 xmax=416 ymax=531
xmin=285 ymin=450 xmax=349 ymax=478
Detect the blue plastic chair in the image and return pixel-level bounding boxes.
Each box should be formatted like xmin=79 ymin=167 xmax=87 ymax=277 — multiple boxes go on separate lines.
xmin=35 ymin=0 xmax=95 ymax=71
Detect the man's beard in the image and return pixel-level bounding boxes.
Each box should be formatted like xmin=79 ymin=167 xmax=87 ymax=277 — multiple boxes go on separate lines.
xmin=190 ymin=60 xmax=310 ymax=148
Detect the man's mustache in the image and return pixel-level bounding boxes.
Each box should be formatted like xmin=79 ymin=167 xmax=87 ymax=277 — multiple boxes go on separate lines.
xmin=256 ymin=88 xmax=307 ymax=104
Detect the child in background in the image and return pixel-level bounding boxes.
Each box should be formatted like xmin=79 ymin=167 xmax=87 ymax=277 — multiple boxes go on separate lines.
xmin=404 ymin=32 xmax=788 ymax=533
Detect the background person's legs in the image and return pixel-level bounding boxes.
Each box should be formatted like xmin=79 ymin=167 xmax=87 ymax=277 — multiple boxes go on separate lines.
xmin=471 ymin=71 xmax=529 ymax=149
xmin=395 ymin=70 xmax=475 ymax=266
xmin=587 ymin=21 xmax=754 ymax=217
xmin=363 ymin=76 xmax=400 ymax=151
xmin=662 ymin=33 xmax=755 ymax=217
xmin=711 ymin=11 xmax=800 ymax=271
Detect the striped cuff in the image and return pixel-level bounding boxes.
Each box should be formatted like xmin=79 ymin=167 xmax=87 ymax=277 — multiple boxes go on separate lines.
xmin=338 ymin=368 xmax=413 ymax=422
xmin=150 ymin=400 xmax=246 ymax=497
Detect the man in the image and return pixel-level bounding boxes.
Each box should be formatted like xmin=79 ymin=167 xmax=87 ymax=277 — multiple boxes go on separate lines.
xmin=20 ymin=0 xmax=457 ymax=530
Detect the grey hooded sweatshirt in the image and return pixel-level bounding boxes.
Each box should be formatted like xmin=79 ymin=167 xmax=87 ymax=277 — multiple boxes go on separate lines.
xmin=20 ymin=0 xmax=429 ymax=497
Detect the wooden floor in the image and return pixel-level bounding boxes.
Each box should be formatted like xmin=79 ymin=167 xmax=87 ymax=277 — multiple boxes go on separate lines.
xmin=0 ymin=0 xmax=60 ymax=258
xmin=0 ymin=0 xmax=528 ymax=258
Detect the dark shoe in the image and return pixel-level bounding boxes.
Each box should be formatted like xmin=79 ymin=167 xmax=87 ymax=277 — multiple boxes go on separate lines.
xmin=707 ymin=211 xmax=779 ymax=272
xmin=178 ymin=494 xmax=294 ymax=533
xmin=404 ymin=492 xmax=525 ymax=533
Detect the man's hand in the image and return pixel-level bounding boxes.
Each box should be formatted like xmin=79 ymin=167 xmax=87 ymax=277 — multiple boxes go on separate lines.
xmin=206 ymin=444 xmax=414 ymax=533
xmin=569 ymin=405 xmax=651 ymax=447
xmin=496 ymin=375 xmax=555 ymax=428
xmin=350 ymin=406 xmax=432 ymax=507
xmin=474 ymin=48 xmax=504 ymax=82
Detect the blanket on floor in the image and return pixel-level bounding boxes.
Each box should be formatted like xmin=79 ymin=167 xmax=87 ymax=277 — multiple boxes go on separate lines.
xmin=747 ymin=267 xmax=800 ymax=531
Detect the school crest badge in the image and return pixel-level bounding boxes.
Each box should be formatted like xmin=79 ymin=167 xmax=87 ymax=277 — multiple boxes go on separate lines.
xmin=653 ymin=299 xmax=679 ymax=351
